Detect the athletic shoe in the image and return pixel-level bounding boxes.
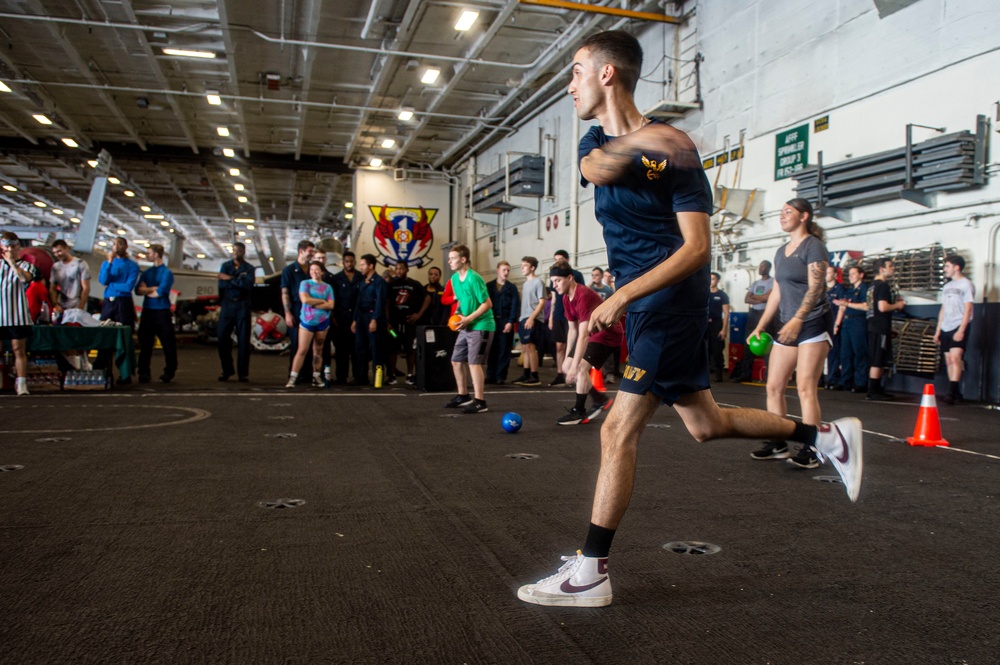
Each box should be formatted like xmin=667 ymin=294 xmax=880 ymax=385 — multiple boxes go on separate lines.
xmin=462 ymin=399 xmax=488 ymax=414
xmin=584 ymin=397 xmax=614 ymax=424
xmin=512 ymin=372 xmax=531 ymax=384
xmin=158 ymin=374 xmax=173 ymax=383
xmin=285 ymin=376 xmax=296 ymax=388
xmin=557 ymin=407 xmax=587 ymax=426
xmin=549 ymin=374 xmax=566 ymax=387
xmin=387 ymin=375 xmax=397 ymax=386
xmin=750 ymin=441 xmax=790 ymax=460
xmin=813 ymin=417 xmax=864 ymax=502
xmin=866 ymin=391 xmax=894 ymax=401
xmin=517 ymin=551 xmax=612 ymax=607
xmin=406 ymin=374 xmax=416 ymax=386
xmin=15 ymin=379 xmax=29 ymax=396
xmin=444 ymin=394 xmax=474 ymax=408
xmin=514 ymin=376 xmax=541 ymax=387
xmin=787 ymin=445 xmax=821 ymax=469
xmin=312 ymin=375 xmax=325 ymax=388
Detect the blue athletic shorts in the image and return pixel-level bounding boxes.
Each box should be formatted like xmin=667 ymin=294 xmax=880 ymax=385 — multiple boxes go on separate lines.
xmin=518 ymin=317 xmax=544 ymax=345
xmin=300 ymin=319 xmax=330 ymax=334
xmin=619 ymin=310 xmax=709 ymax=406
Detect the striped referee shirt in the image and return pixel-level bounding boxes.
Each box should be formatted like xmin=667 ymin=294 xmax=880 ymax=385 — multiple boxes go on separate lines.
xmin=0 ymin=259 xmax=37 ymax=326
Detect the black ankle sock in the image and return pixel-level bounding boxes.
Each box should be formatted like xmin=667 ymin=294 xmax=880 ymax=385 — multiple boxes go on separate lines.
xmin=950 ymin=381 xmax=960 ymax=398
xmin=868 ymin=378 xmax=879 ymax=394
xmin=582 ymin=523 xmax=616 ymax=558
xmin=531 ymin=371 xmax=539 ymax=379
xmin=789 ymin=422 xmax=817 ymax=447
xmin=575 ymin=393 xmax=588 ymax=411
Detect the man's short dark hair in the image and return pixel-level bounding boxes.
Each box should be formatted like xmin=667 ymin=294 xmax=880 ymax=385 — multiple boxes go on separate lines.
xmin=549 ymin=266 xmax=573 ymax=278
xmin=592 ymin=266 xmax=604 ymax=273
xmin=580 ymin=30 xmax=643 ymax=94
xmin=343 ymin=250 xmax=355 ymax=259
xmin=710 ymin=271 xmax=721 ymax=280
xmin=52 ymin=239 xmax=69 ymax=249
xmin=297 ymin=239 xmax=315 ymax=253
xmin=873 ymin=258 xmax=893 ymax=272
xmin=554 ymin=249 xmax=570 ymax=260
xmin=522 ymin=256 xmax=538 ymax=269
xmin=148 ymin=243 xmax=165 ymax=257
xmin=233 ymin=241 xmax=245 ymax=251
xmin=945 ymin=254 xmax=965 ymax=272
xmin=360 ymin=253 xmax=377 ymax=266
xmin=849 ymin=264 xmax=865 ymax=275
xmin=451 ymin=244 xmax=470 ymax=262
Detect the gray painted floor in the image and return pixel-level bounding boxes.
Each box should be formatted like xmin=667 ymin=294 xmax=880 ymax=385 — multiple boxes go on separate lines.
xmin=1 ymin=345 xmax=997 ymax=664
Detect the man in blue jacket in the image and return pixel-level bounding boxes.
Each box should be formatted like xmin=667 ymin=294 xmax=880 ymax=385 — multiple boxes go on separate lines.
xmin=217 ymin=241 xmax=255 ymax=382
xmin=135 ymin=244 xmax=177 ymax=383
xmin=351 ymin=253 xmax=388 ymax=387
xmin=486 ymin=260 xmax=520 ymax=384
xmin=97 ymin=237 xmax=140 ymax=383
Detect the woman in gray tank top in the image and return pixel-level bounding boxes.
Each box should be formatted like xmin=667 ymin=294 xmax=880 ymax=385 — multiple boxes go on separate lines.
xmin=747 ymin=199 xmax=833 ymax=467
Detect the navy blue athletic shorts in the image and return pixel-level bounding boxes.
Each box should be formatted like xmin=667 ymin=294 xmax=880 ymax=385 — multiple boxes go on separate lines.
xmin=619 ymin=310 xmax=709 ymax=406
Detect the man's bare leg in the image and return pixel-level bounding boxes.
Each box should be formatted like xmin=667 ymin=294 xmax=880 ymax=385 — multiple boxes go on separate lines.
xmin=469 ymin=363 xmax=486 ymax=401
xmin=452 ymin=361 xmax=468 ymax=395
xmin=590 ymin=391 xmax=661 ymax=528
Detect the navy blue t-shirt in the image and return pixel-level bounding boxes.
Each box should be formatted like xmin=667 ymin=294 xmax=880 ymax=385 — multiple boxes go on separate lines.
xmin=708 ymin=289 xmax=729 ymax=322
xmin=578 ymin=121 xmax=714 ymax=315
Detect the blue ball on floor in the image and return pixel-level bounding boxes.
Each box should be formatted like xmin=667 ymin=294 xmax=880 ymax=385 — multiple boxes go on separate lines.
xmin=501 ymin=412 xmax=523 ymax=433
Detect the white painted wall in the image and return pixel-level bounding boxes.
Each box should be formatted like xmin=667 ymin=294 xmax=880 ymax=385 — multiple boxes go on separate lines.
xmin=461 ymin=0 xmax=1000 ymax=302
xmin=352 ymin=170 xmax=452 ymax=284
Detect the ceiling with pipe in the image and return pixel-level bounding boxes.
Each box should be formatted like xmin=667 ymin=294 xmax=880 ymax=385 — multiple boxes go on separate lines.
xmin=0 ymin=0 xmax=674 ymax=267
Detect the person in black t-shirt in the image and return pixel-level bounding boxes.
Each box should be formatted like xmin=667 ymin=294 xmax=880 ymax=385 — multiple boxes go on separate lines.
xmin=388 ymin=261 xmax=428 ymax=385
xmin=705 ymin=271 xmax=730 ymax=382
xmin=867 ymin=258 xmax=905 ymax=400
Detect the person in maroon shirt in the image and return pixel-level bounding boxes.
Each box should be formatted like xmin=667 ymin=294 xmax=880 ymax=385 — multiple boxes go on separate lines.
xmin=550 ymin=265 xmax=623 ymax=425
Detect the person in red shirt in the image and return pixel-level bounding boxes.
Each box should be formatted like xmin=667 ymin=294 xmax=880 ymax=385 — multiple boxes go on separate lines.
xmin=550 ymin=265 xmax=623 ymax=425
xmin=25 ymin=273 xmax=51 ymax=322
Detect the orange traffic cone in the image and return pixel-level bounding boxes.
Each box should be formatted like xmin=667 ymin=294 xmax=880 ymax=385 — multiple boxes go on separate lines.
xmin=906 ymin=384 xmax=950 ymax=447
xmin=590 ymin=367 xmax=606 ymax=392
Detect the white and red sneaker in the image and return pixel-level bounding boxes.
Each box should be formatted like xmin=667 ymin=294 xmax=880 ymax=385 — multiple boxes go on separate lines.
xmin=814 ymin=417 xmax=864 ymax=502
xmin=517 ymin=550 xmax=612 ymax=607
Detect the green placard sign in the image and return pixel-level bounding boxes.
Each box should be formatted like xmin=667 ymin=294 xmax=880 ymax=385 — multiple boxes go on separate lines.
xmin=775 ymin=124 xmax=809 ymax=180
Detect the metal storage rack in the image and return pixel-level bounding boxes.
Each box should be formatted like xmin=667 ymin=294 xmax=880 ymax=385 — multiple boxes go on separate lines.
xmin=860 ymin=243 xmax=956 ymax=294
xmin=472 ymin=155 xmax=547 ymax=214
xmin=794 ymin=115 xmax=988 ymax=221
xmin=892 ymin=318 xmax=940 ymax=376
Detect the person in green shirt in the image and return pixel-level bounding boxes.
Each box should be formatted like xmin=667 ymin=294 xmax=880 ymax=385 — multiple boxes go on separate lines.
xmin=442 ymin=244 xmax=495 ymax=414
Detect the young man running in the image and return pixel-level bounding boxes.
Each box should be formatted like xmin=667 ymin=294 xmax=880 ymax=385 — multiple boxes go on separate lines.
xmin=516 ymin=30 xmax=863 ymax=609
xmin=513 ymin=256 xmax=546 ymax=387
xmin=550 ymin=265 xmax=620 ymax=425
xmin=443 ymin=245 xmax=495 ymax=414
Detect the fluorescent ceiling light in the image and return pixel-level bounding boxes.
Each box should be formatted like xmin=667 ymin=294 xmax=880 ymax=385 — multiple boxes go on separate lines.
xmin=237 ymin=196 xmax=248 ymax=203
xmin=70 ymin=217 xmax=80 ymax=223
xmin=217 ymin=126 xmax=230 ymax=137
xmin=87 ymin=160 xmax=99 ymax=168
xmin=381 ymin=138 xmax=396 ymax=149
xmin=206 ymin=92 xmax=222 ymax=106
xmin=33 ymin=201 xmax=46 ymax=208
xmin=247 ymin=224 xmax=254 ymax=230
xmin=2 ymin=184 xmax=16 ymax=192
xmin=370 ymin=158 xmax=383 ymax=168
xmin=229 ymin=168 xmax=240 ymax=176
xmin=397 ymin=110 xmax=413 ymax=121
xmin=455 ymin=10 xmax=479 ymax=31
xmin=52 ymin=209 xmax=64 ymax=215
xmin=98 ymin=241 xmax=107 ymax=247
xmin=140 ymin=205 xmax=151 ymax=212
xmin=123 ymin=190 xmax=135 ymax=197
xmin=345 ymin=213 xmax=354 ymax=220
xmin=222 ymin=148 xmax=235 ymax=157
xmin=244 ymin=238 xmax=252 ymax=244
xmin=108 ymin=177 xmax=121 ymax=185
xmin=144 ymin=214 xmax=164 ymax=219
xmin=344 ymin=202 xmax=354 ymax=208
xmin=237 ymin=231 xmax=246 ymax=237
xmin=61 ymin=138 xmax=79 ymax=148
xmin=234 ymin=218 xmax=255 ymax=223
xmin=421 ymin=68 xmax=440 ymax=85
xmin=117 ymin=229 xmax=127 ymax=235
xmin=160 ymin=220 xmax=170 ymax=227
xmin=0 ymin=81 xmax=10 ymax=93
xmin=196 ymin=253 xmax=206 ymax=259
xmin=233 ymin=183 xmax=245 ymax=191
xmin=32 ymin=114 xmax=52 ymax=125
xmin=162 ymin=48 xmax=216 ymax=59
xmin=169 ymin=228 xmax=175 ymax=233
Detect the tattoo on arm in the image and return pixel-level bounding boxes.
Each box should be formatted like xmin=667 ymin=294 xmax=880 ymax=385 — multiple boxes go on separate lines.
xmin=794 ymin=261 xmax=828 ymax=320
